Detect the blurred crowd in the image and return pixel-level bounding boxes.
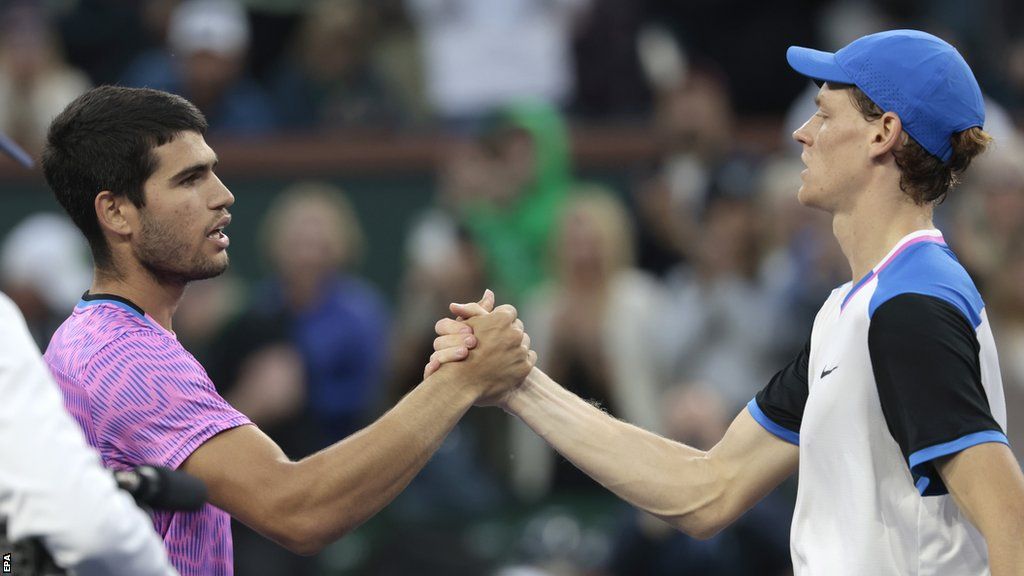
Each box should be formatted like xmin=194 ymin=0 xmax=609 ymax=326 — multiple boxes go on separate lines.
xmin=4 ymin=0 xmax=1024 ymax=575
xmin=5 ymin=0 xmax=1024 ymax=144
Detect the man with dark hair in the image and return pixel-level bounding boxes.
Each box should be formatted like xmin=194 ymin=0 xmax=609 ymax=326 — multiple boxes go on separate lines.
xmin=433 ymin=30 xmax=1024 ymax=575
xmin=42 ymin=86 xmax=211 ymax=271
xmin=40 ymin=85 xmax=534 ymax=576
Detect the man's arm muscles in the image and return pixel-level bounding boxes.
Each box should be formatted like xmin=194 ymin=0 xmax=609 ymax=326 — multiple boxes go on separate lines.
xmin=937 ymin=442 xmax=1024 ymax=576
xmin=505 ymin=368 xmax=799 ymax=538
xmin=182 ymin=302 xmax=531 ymax=555
xmin=181 ymin=368 xmax=476 ymax=555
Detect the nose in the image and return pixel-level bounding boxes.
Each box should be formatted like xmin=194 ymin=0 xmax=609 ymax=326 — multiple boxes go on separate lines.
xmin=210 ymin=174 xmax=235 ymax=210
xmin=793 ymin=117 xmax=813 ymax=146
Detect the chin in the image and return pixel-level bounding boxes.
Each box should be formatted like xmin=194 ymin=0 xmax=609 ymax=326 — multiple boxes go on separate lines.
xmin=797 ymin=185 xmax=829 ymax=212
xmin=796 ymin=184 xmax=814 ymax=207
xmin=208 ymin=254 xmax=230 ymax=277
xmin=188 ymin=254 xmax=230 ymax=282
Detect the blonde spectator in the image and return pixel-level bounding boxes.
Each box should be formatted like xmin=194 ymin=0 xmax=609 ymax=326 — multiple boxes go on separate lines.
xmin=515 ymin=187 xmax=667 ymax=500
xmin=257 ymin=181 xmax=390 ymax=444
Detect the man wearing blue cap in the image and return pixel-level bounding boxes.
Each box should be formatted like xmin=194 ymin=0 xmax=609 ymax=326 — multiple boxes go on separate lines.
xmin=430 ymin=30 xmax=1024 ymax=574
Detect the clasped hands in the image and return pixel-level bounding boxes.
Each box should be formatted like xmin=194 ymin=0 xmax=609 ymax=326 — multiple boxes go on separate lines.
xmin=423 ymin=289 xmax=536 ymax=406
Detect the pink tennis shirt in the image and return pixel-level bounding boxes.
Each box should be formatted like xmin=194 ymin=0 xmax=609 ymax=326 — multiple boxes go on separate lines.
xmin=45 ymin=294 xmax=251 ymax=576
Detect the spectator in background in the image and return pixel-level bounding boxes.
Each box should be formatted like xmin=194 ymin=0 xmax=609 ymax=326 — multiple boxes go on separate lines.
xmin=516 ymin=188 xmax=666 ymax=500
xmin=462 ymin=102 xmax=573 ymax=305
xmin=0 ymin=213 xmax=92 ymax=349
xmin=406 ymin=0 xmax=589 ymax=127
xmin=989 ymin=232 xmax=1024 ymax=465
xmin=607 ymin=384 xmax=792 ymax=576
xmin=203 ymin=300 xmax=320 ymax=576
xmin=55 ymin=0 xmax=169 ymax=87
xmin=171 ymin=276 xmax=245 ymax=365
xmin=255 ymin=181 xmax=390 ymax=444
xmin=0 ymin=3 xmax=89 ymax=154
xmin=390 ymin=138 xmax=493 ymax=398
xmin=952 ymin=140 xmax=1024 ymax=290
xmin=235 ymin=0 xmax=306 ymax=83
xmin=386 ymin=140 xmax=512 ymax=529
xmin=121 ymin=0 xmax=277 ymax=135
xmin=629 ymin=68 xmax=742 ymax=278
xmin=644 ymin=0 xmax=818 ymax=116
xmin=758 ymin=156 xmax=848 ymax=363
xmin=569 ymin=0 xmax=651 ymax=120
xmin=660 ymin=184 xmax=779 ymax=410
xmin=271 ymin=0 xmax=405 ymax=131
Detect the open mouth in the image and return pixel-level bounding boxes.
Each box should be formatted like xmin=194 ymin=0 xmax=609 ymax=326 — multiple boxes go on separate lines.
xmin=206 ymin=215 xmax=231 ymax=246
xmin=206 ymin=221 xmax=230 ymax=248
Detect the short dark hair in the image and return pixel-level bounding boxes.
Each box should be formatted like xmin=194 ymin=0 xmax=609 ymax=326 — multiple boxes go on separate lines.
xmin=844 ymin=86 xmax=991 ymax=205
xmin=42 ymin=86 xmax=208 ymax=269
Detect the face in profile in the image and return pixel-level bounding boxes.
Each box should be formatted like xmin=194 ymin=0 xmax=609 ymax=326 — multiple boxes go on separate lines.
xmin=132 ymin=131 xmax=234 ymax=285
xmin=792 ymin=84 xmax=874 ymax=212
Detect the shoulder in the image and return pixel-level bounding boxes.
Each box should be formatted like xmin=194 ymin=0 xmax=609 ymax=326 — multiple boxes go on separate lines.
xmin=869 ymin=242 xmax=983 ymax=327
xmin=47 ymin=304 xmax=177 ymax=378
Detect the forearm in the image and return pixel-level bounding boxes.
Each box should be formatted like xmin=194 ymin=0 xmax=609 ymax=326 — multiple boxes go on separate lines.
xmin=988 ymin=538 xmax=1024 ymax=576
xmin=505 ymin=368 xmax=727 ymax=536
xmin=937 ymin=443 xmax=1024 ymax=576
xmin=281 ymin=368 xmax=475 ymax=550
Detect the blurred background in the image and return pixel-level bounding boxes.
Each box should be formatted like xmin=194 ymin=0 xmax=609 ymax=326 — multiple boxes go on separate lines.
xmin=2 ymin=0 xmax=1024 ymax=574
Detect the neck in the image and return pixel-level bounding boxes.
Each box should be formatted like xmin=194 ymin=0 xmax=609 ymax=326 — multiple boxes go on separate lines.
xmin=90 ymin=264 xmax=185 ymax=332
xmin=831 ymin=183 xmax=935 ymax=281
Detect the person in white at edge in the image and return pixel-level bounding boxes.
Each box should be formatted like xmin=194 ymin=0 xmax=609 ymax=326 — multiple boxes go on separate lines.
xmin=0 ymin=134 xmax=176 ymax=576
xmin=430 ymin=30 xmax=1024 ymax=575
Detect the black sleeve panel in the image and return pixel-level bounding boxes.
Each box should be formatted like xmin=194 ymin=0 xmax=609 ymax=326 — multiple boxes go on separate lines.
xmin=754 ymin=334 xmax=810 ymax=436
xmin=869 ymin=293 xmax=1005 ymax=496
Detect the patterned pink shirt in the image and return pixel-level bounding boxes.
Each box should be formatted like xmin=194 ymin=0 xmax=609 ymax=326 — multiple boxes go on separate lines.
xmin=45 ymin=294 xmax=251 ymax=576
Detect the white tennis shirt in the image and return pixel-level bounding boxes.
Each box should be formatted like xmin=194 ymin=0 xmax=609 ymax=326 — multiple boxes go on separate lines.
xmin=750 ymin=229 xmax=1008 ymax=575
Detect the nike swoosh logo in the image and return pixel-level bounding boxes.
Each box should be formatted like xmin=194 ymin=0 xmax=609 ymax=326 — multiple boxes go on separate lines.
xmin=820 ymin=366 xmax=838 ymax=379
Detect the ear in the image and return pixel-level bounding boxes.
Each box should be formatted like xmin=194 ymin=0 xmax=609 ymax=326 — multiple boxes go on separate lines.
xmin=94 ymin=190 xmax=136 ymax=238
xmin=868 ymin=111 xmax=904 ymax=161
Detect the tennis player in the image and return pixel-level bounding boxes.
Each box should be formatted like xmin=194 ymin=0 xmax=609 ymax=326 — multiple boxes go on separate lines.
xmin=432 ymin=30 xmax=1024 ymax=575
xmin=40 ymin=85 xmax=533 ymax=576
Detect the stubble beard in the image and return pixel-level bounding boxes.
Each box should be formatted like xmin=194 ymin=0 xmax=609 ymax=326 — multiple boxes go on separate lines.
xmin=135 ymin=213 xmax=229 ymax=286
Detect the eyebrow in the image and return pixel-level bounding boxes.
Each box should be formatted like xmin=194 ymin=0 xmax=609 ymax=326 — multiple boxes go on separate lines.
xmin=814 ymin=94 xmax=822 ymax=108
xmin=169 ymin=156 xmax=219 ymax=184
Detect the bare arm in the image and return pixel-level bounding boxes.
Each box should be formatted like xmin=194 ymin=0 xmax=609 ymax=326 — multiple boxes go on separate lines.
xmin=504 ymin=368 xmax=798 ymax=538
xmin=182 ymin=369 xmax=474 ymax=555
xmin=937 ymin=442 xmax=1024 ymax=576
xmin=182 ymin=303 xmax=533 ymax=555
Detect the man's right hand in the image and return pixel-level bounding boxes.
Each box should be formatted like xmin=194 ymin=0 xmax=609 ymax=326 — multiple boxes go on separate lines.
xmin=428 ymin=292 xmax=535 ymax=406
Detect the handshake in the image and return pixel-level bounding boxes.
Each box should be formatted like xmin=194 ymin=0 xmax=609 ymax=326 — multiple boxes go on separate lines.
xmin=422 ymin=289 xmax=537 ymax=407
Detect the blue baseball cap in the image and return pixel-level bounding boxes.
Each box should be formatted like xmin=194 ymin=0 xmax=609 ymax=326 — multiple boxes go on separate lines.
xmin=786 ymin=29 xmax=984 ymax=164
xmin=0 ymin=131 xmax=33 ymax=168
